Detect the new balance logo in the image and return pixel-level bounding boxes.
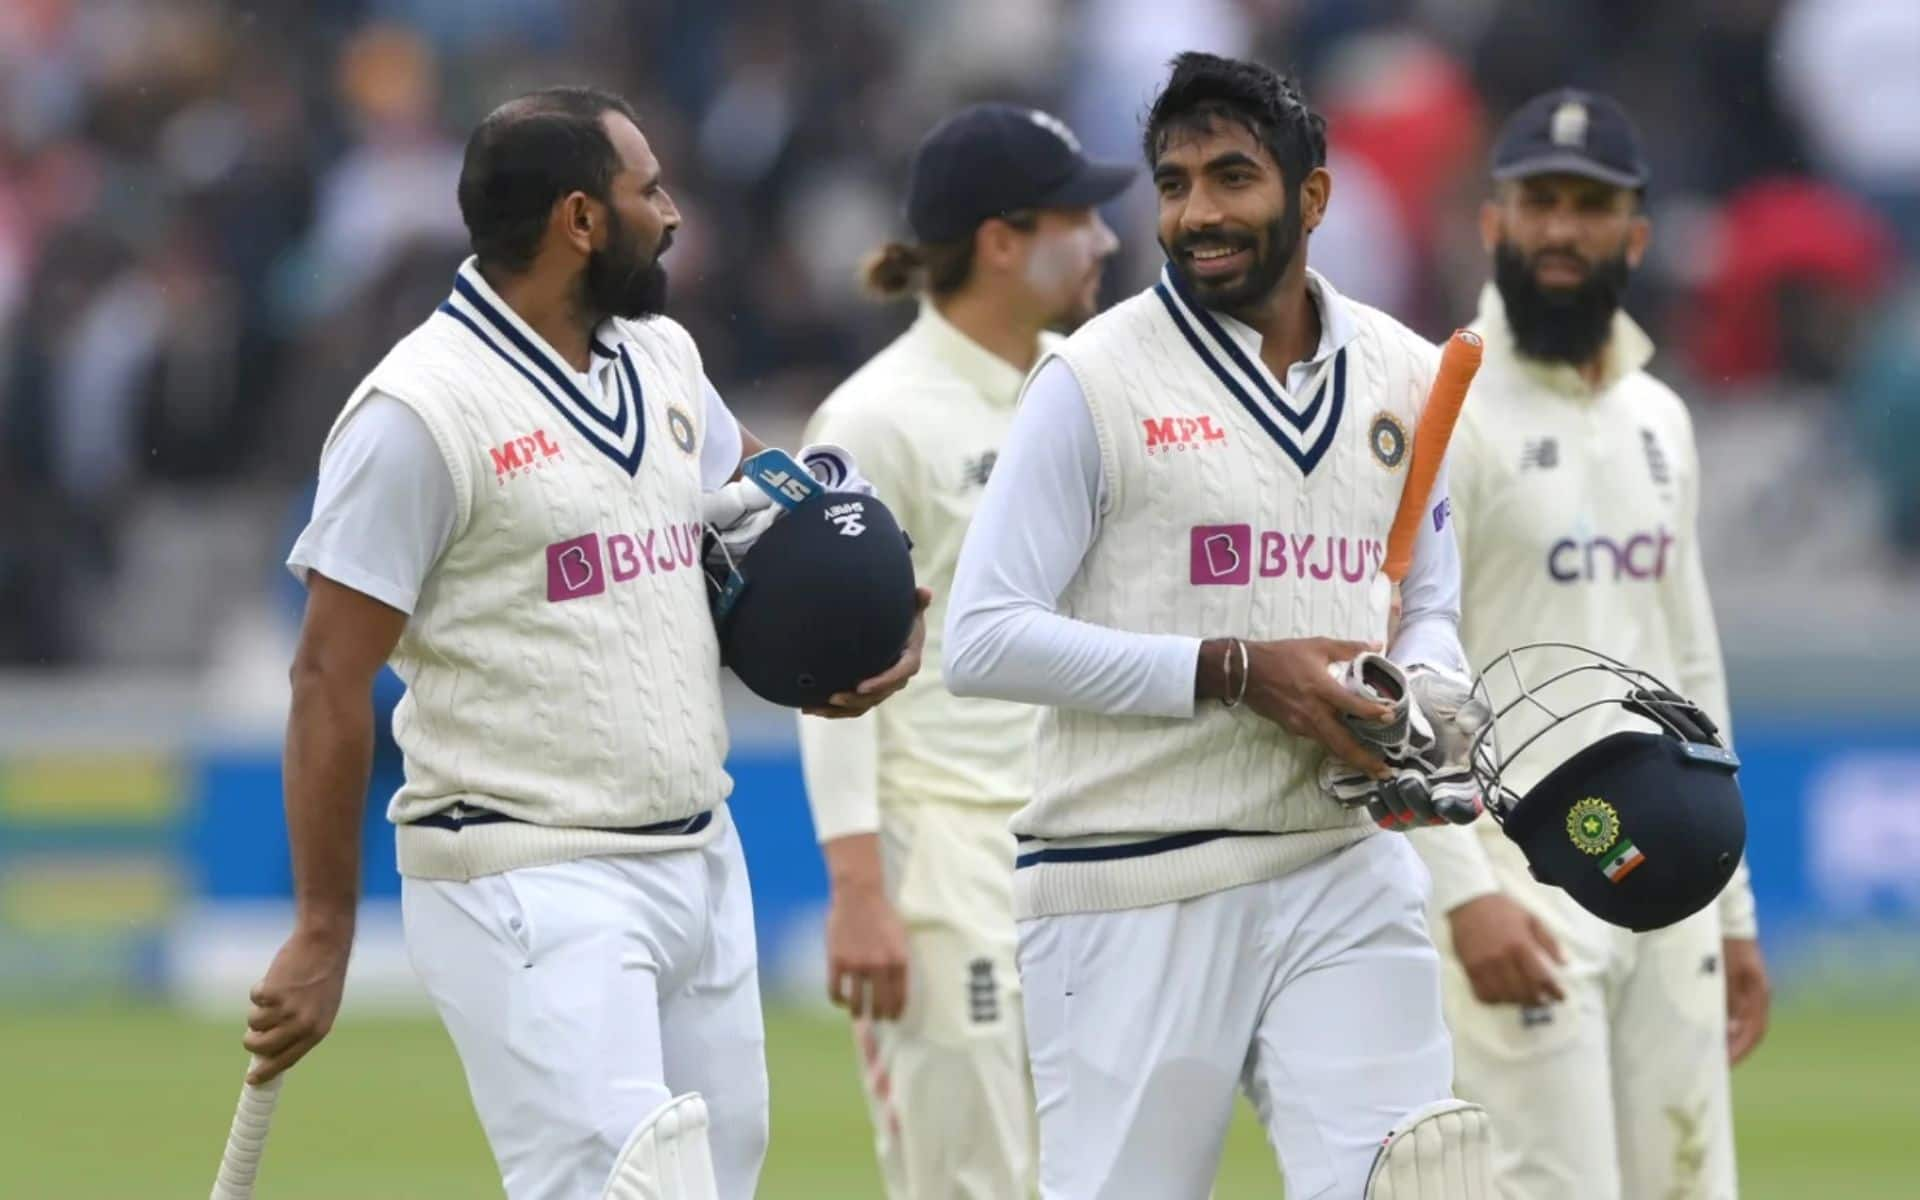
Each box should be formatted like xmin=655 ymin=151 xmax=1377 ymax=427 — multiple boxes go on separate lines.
xmin=968 ymin=958 xmax=999 ymax=1024
xmin=963 ymin=450 xmax=998 ymax=488
xmin=491 ymin=429 xmax=564 ymax=482
xmin=1143 ymin=415 xmax=1228 ymax=454
xmin=1520 ymin=437 xmax=1558 ymax=470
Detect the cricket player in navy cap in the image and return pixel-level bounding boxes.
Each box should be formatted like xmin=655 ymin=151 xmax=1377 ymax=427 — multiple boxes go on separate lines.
xmin=797 ymin=102 xmax=1131 ymax=1198
xmin=1410 ymin=88 xmax=1769 ymax=1199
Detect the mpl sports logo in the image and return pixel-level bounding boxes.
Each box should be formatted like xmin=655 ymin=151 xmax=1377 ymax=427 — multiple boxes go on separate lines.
xmin=1143 ymin=415 xmax=1228 ymax=455
xmin=1190 ymin=524 xmax=1385 ymax=585
xmin=491 ymin=429 xmax=564 ymax=483
xmin=546 ymin=522 xmax=704 ymax=602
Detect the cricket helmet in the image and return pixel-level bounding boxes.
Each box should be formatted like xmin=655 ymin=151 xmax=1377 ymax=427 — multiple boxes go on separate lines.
xmin=1468 ymin=643 xmax=1747 ymax=932
xmin=706 ymin=490 xmax=917 ymax=709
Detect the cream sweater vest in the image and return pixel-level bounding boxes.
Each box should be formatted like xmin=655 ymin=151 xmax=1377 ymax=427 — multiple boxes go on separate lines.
xmin=326 ymin=260 xmax=731 ymax=880
xmin=1013 ymin=268 xmax=1439 ymax=916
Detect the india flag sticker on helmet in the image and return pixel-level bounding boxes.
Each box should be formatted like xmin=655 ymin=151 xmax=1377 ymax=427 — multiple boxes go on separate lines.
xmin=1598 ymin=838 xmax=1646 ymax=883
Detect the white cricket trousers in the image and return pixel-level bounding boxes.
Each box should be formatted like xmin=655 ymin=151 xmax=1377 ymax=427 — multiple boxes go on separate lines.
xmin=1433 ymin=833 xmax=1735 ymax=1199
xmin=1018 ymin=833 xmax=1455 ymax=1200
xmin=855 ymin=798 xmax=1036 ymax=1199
xmin=402 ymin=816 xmax=769 ymax=1200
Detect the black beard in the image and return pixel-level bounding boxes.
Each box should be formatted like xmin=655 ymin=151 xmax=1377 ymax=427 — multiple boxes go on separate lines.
xmin=585 ymin=209 xmax=670 ymax=320
xmin=1493 ymin=240 xmax=1630 ymax=365
xmin=1162 ymin=190 xmax=1302 ymax=313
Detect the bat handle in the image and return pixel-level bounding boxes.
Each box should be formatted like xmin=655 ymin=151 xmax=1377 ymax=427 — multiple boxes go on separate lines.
xmin=210 ymin=1059 xmax=284 ymax=1199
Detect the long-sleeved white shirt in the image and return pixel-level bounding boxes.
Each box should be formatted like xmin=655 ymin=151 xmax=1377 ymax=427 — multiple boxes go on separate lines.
xmin=944 ymin=281 xmax=1466 ymax=717
xmin=796 ymin=304 xmax=1050 ymax=842
xmin=1409 ymin=285 xmax=1757 ymax=938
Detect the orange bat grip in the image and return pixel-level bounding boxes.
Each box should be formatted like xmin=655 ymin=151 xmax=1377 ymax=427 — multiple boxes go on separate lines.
xmin=1382 ymin=329 xmax=1483 ymax=583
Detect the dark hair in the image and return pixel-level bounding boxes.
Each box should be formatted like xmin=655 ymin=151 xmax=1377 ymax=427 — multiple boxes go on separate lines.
xmin=859 ymin=210 xmax=1039 ymax=300
xmin=1143 ymin=52 xmax=1326 ymax=187
xmin=457 ymin=86 xmax=642 ymax=274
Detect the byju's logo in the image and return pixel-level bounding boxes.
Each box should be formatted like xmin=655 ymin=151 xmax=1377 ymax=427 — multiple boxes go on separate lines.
xmin=547 ymin=533 xmax=605 ymax=601
xmin=1143 ymin=416 xmax=1228 ymax=455
xmin=1191 ymin=525 xmax=1252 ymax=585
xmin=1547 ymin=527 xmax=1675 ymax=582
xmin=1190 ymin=524 xmax=1384 ymax=585
xmin=491 ymin=429 xmax=564 ymax=482
xmin=546 ymin=521 xmax=704 ymax=602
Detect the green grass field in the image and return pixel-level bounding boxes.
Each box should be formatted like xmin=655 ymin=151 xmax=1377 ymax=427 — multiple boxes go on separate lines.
xmin=1 ymin=1001 xmax=1907 ymax=1198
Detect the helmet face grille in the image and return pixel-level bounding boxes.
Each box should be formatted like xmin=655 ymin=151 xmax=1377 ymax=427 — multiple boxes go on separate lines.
xmin=1468 ymin=642 xmax=1715 ymax=818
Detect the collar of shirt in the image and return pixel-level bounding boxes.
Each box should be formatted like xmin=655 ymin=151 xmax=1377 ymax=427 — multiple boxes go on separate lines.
xmin=1206 ymin=268 xmax=1360 ymax=393
xmin=457 ymin=256 xmax=626 ymax=415
xmin=1475 ymin=282 xmax=1654 ymax=397
xmin=910 ymin=298 xmax=1031 ymax=407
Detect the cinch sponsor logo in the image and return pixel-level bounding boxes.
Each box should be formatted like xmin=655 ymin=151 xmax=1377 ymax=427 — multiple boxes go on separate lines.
xmin=546 ymin=522 xmax=704 ymax=602
xmin=1143 ymin=415 xmax=1228 ymax=454
xmin=1547 ymin=527 xmax=1675 ymax=582
xmin=1190 ymin=524 xmax=1385 ymax=586
xmin=491 ymin=429 xmax=564 ymax=482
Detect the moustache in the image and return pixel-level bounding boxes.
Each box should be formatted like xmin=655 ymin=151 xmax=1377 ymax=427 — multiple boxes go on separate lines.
xmin=1175 ymin=232 xmax=1256 ymax=257
xmin=1528 ymin=248 xmax=1591 ymax=273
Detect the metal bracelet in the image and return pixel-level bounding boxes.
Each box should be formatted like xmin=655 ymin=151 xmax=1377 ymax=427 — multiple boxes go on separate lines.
xmin=1223 ymin=638 xmax=1251 ymax=709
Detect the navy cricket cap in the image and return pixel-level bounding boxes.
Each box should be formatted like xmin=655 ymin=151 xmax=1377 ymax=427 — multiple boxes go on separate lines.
xmin=1492 ymin=88 xmax=1649 ymax=190
xmin=714 ymin=491 xmax=918 ymax=709
xmin=906 ymin=103 xmax=1137 ymax=244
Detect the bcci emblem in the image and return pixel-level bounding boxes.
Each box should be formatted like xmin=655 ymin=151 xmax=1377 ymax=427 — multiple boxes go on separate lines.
xmin=667 ymin=405 xmax=696 ymax=455
xmin=1369 ymin=412 xmax=1408 ymax=470
xmin=1567 ymin=796 xmax=1621 ymax=856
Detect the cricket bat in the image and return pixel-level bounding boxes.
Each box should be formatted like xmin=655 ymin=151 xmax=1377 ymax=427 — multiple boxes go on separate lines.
xmin=1372 ymin=329 xmax=1483 ymax=641
xmin=210 ymin=1059 xmax=284 ymax=1199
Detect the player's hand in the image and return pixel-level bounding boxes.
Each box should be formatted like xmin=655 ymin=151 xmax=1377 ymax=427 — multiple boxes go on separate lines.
xmin=1243 ymin=637 xmax=1393 ymax=778
xmin=1449 ymin=893 xmax=1565 ymax=1007
xmin=823 ymin=837 xmax=910 ymax=1021
xmin=242 ymin=927 xmax=352 ymax=1084
xmin=806 ymin=587 xmax=932 ymax=720
xmin=1723 ymin=936 xmax=1771 ymax=1066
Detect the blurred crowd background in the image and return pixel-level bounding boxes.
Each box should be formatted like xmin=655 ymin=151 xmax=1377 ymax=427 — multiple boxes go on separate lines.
xmin=2 ymin=0 xmax=1918 ymax=671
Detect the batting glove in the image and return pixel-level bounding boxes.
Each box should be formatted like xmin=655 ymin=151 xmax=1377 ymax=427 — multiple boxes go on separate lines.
xmin=701 ymin=443 xmax=879 ymax=567
xmin=1320 ymin=758 xmax=1484 ymax=831
xmin=1405 ymin=663 xmax=1493 ymax=768
xmin=1330 ymin=653 xmax=1440 ymax=762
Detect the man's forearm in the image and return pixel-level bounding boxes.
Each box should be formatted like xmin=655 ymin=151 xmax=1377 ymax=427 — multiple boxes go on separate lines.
xmin=282 ymin=667 xmax=376 ymax=943
xmin=822 ymin=832 xmax=888 ymax=895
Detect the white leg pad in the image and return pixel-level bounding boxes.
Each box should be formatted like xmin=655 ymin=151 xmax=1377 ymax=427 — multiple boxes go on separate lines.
xmin=1365 ymin=1099 xmax=1495 ymax=1199
xmin=602 ymin=1093 xmax=720 ymax=1200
